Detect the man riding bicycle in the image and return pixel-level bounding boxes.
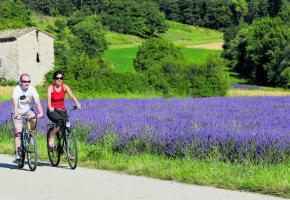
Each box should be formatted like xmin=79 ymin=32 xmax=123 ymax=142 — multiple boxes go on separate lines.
xmin=12 ymin=73 xmax=44 ymax=161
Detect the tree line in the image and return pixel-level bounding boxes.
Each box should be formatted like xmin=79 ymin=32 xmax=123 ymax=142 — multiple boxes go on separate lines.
xmin=223 ymin=9 xmax=290 ymax=87
xmin=155 ymin=0 xmax=289 ymax=29
xmin=0 ymin=0 xmax=167 ymax=38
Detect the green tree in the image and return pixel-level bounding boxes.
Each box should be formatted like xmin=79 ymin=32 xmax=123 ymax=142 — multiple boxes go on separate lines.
xmin=134 ymin=38 xmax=185 ymax=72
xmin=0 ymin=0 xmax=31 ymax=30
xmin=100 ymin=0 xmax=168 ymax=38
xmin=226 ymin=17 xmax=290 ymax=86
xmin=71 ymin=16 xmax=108 ymax=58
xmin=231 ymin=0 xmax=248 ymax=24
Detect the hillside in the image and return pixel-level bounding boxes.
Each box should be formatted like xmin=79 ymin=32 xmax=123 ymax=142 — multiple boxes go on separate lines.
xmin=31 ymin=14 xmax=223 ymax=48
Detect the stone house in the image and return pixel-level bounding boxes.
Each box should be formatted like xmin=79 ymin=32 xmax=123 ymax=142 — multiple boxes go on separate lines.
xmin=0 ymin=27 xmax=54 ymax=85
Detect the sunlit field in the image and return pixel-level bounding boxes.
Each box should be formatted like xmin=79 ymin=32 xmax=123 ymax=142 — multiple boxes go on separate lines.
xmin=0 ymin=86 xmax=13 ymax=102
xmin=227 ymin=89 xmax=290 ymax=96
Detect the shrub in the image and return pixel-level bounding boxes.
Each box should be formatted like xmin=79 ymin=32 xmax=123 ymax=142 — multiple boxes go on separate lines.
xmin=134 ymin=38 xmax=228 ymax=97
xmin=134 ymin=38 xmax=185 ymax=72
xmin=0 ymin=77 xmax=17 ymax=86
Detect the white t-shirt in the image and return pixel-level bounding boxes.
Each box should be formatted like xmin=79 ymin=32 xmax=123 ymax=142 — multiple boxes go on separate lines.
xmin=12 ymin=85 xmax=39 ymax=114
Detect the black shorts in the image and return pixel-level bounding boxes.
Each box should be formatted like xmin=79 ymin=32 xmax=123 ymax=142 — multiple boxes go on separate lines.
xmin=47 ymin=109 xmax=69 ymax=125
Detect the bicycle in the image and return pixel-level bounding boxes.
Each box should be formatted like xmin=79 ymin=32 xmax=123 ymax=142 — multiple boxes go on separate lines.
xmin=17 ymin=115 xmax=38 ymax=171
xmin=47 ymin=106 xmax=78 ymax=169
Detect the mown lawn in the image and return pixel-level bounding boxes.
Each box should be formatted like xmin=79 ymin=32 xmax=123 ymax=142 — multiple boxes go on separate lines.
xmin=104 ymin=47 xmax=223 ymax=73
xmin=159 ymin=21 xmax=223 ymax=46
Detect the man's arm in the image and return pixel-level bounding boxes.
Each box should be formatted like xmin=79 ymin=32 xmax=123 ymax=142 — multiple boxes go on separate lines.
xmin=34 ymin=95 xmax=44 ymax=118
xmin=12 ymin=98 xmax=20 ymax=119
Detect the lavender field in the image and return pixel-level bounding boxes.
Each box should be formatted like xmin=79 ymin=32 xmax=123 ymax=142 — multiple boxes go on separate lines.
xmin=0 ymin=97 xmax=289 ymax=164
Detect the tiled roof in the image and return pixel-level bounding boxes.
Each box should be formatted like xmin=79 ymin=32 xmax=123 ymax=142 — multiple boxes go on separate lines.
xmin=0 ymin=27 xmax=36 ymax=40
xmin=0 ymin=27 xmax=53 ymax=42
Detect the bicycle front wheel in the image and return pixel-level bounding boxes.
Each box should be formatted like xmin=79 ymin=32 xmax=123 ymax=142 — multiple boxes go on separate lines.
xmin=47 ymin=128 xmax=61 ymax=167
xmin=27 ymin=132 xmax=37 ymax=171
xmin=65 ymin=131 xmax=78 ymax=169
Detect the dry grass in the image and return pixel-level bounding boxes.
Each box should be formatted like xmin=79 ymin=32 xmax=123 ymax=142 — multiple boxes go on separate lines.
xmin=227 ymin=89 xmax=290 ymax=96
xmin=0 ymin=86 xmax=13 ymax=97
xmin=187 ymin=42 xmax=223 ymax=50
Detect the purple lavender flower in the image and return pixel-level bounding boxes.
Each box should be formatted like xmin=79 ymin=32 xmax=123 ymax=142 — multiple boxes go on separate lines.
xmin=0 ymin=96 xmax=289 ymax=163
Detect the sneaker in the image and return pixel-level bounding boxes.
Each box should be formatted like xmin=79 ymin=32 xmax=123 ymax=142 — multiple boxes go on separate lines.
xmin=15 ymin=151 xmax=20 ymax=162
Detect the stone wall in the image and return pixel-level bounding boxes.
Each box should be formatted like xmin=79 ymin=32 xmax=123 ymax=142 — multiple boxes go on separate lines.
xmin=17 ymin=30 xmax=54 ymax=85
xmin=0 ymin=40 xmax=19 ymax=80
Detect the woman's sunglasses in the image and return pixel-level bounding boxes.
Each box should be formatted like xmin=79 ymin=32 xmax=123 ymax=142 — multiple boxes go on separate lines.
xmin=54 ymin=77 xmax=63 ymax=80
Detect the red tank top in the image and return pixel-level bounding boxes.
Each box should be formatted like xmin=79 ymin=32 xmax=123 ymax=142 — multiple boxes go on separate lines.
xmin=51 ymin=84 xmax=65 ymax=109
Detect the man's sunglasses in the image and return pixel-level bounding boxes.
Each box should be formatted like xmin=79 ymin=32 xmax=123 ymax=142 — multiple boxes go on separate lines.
xmin=21 ymin=80 xmax=31 ymax=83
xmin=54 ymin=77 xmax=63 ymax=80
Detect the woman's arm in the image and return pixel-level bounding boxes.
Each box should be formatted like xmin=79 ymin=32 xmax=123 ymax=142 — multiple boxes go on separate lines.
xmin=47 ymin=86 xmax=54 ymax=112
xmin=64 ymin=84 xmax=81 ymax=108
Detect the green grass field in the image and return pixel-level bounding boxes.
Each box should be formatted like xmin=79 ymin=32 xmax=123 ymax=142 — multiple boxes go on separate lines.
xmin=104 ymin=47 xmax=138 ymax=73
xmin=160 ymin=21 xmax=223 ymax=47
xmin=105 ymin=20 xmax=223 ymax=48
xmin=104 ymin=47 xmax=223 ymax=73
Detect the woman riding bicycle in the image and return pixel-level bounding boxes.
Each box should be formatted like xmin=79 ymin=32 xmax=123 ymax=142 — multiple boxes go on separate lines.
xmin=47 ymin=71 xmax=81 ymax=149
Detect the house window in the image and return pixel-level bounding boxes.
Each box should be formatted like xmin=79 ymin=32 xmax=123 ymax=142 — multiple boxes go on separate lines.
xmin=36 ymin=30 xmax=39 ymax=41
xmin=0 ymin=58 xmax=3 ymax=67
xmin=36 ymin=53 xmax=40 ymax=63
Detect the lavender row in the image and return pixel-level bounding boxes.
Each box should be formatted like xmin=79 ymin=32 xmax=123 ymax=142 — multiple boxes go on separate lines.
xmin=0 ymin=97 xmax=289 ymax=163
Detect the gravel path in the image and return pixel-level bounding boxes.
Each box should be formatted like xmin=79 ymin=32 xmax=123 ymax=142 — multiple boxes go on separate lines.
xmin=0 ymin=154 xmax=286 ymax=200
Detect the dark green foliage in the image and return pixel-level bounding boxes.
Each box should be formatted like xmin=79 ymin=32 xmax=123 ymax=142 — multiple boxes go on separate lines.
xmin=279 ymin=45 xmax=290 ymax=87
xmin=70 ymin=16 xmax=108 ymax=58
xmin=133 ymin=38 xmax=228 ymax=97
xmin=0 ymin=0 xmax=32 ymax=30
xmin=156 ymin=0 xmax=235 ymax=29
xmin=21 ymin=0 xmax=168 ymax=38
xmin=155 ymin=0 xmax=290 ymax=29
xmin=21 ymin=0 xmax=74 ymax=16
xmin=59 ymin=72 xmax=151 ymax=94
xmin=134 ymin=38 xmax=184 ymax=72
xmin=100 ymin=0 xmax=168 ymax=38
xmin=45 ymin=14 xmax=109 ymax=88
xmin=0 ymin=77 xmax=17 ymax=86
xmin=225 ymin=17 xmax=290 ymax=87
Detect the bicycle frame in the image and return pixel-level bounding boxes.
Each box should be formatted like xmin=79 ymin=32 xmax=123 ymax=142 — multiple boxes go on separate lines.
xmin=17 ymin=116 xmax=38 ymax=171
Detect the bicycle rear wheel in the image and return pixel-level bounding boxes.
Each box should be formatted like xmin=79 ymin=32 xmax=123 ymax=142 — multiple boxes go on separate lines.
xmin=47 ymin=128 xmax=61 ymax=167
xmin=27 ymin=132 xmax=37 ymax=171
xmin=65 ymin=130 xmax=78 ymax=169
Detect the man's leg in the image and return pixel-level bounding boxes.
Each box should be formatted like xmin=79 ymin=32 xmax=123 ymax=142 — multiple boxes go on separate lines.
xmin=26 ymin=110 xmax=36 ymax=130
xmin=13 ymin=120 xmax=22 ymax=160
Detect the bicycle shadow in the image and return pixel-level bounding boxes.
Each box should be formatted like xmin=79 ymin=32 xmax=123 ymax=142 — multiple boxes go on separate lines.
xmin=37 ymin=161 xmax=72 ymax=170
xmin=0 ymin=162 xmax=30 ymax=171
xmin=0 ymin=161 xmax=69 ymax=170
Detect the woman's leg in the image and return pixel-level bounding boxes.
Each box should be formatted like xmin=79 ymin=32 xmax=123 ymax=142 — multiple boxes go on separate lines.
xmin=47 ymin=110 xmax=64 ymax=148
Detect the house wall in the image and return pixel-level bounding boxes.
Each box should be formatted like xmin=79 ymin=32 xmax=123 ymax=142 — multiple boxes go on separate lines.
xmin=17 ymin=30 xmax=54 ymax=85
xmin=0 ymin=40 xmax=19 ymax=80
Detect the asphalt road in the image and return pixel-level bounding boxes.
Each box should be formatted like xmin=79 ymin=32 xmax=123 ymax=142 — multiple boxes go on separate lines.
xmin=0 ymin=154 xmax=286 ymax=200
